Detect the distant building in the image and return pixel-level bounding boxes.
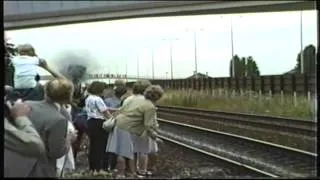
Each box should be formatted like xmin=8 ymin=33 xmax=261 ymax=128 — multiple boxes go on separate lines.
xmin=186 ymin=72 xmax=212 ymax=79
xmin=283 ymin=68 xmax=298 ymax=75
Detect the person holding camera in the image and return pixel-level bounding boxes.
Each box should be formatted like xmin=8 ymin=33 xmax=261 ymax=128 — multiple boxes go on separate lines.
xmin=4 ymin=99 xmax=49 ymax=177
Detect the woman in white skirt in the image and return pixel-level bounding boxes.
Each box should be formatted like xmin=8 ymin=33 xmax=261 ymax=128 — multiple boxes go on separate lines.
xmin=103 ymin=84 xmax=128 ymax=171
xmin=106 ymin=80 xmax=155 ymax=178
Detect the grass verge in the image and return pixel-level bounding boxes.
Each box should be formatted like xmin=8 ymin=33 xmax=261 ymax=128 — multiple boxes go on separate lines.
xmin=157 ymin=89 xmax=315 ymax=120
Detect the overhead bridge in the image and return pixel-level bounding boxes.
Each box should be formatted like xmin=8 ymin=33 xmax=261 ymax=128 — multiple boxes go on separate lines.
xmin=4 ymin=1 xmax=315 ymax=30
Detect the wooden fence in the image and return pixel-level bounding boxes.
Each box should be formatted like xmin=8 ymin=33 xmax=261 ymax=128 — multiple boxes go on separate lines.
xmin=144 ymin=74 xmax=316 ymax=95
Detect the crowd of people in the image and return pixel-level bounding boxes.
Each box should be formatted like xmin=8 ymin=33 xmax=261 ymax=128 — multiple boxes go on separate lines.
xmin=4 ymin=42 xmax=164 ymax=178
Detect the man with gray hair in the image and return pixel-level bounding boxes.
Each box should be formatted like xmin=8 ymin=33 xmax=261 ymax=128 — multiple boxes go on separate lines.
xmin=25 ymin=78 xmax=75 ymax=177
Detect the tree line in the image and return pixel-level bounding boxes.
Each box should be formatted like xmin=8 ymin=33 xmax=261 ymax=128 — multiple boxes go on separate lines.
xmin=228 ymin=44 xmax=316 ymax=77
xmin=229 ymin=55 xmax=260 ymax=77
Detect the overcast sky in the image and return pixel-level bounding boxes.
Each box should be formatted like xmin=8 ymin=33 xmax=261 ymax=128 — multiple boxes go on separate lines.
xmin=6 ymin=10 xmax=317 ymax=80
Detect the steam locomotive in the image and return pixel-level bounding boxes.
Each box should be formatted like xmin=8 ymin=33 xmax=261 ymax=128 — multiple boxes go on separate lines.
xmin=67 ymin=64 xmax=87 ymax=100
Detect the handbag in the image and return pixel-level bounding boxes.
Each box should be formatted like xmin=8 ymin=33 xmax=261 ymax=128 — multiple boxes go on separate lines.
xmin=102 ymin=117 xmax=116 ymax=132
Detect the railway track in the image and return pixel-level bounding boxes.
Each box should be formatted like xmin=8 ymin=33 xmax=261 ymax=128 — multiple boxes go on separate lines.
xmin=157 ymin=118 xmax=317 ymax=178
xmin=158 ymin=135 xmax=275 ymax=178
xmin=157 ymin=105 xmax=317 ymax=138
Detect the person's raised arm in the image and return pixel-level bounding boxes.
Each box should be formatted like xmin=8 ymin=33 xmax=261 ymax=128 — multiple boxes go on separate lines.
xmin=38 ymin=58 xmax=65 ymax=79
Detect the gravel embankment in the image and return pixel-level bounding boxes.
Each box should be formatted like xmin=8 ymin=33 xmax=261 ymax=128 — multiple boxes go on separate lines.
xmin=65 ymin=135 xmax=261 ymax=179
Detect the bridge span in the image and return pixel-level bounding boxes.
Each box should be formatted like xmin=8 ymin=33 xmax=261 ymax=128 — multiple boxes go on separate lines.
xmin=4 ymin=1 xmax=314 ymax=30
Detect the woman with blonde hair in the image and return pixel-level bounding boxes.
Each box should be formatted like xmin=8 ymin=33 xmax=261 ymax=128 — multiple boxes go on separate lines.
xmin=143 ymin=85 xmax=164 ymax=176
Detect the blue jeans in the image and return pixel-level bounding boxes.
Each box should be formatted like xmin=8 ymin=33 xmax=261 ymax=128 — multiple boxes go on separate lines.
xmin=8 ymin=85 xmax=44 ymax=102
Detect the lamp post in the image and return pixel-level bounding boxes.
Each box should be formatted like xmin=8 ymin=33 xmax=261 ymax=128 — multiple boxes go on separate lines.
xmin=163 ymin=38 xmax=179 ymax=79
xmin=230 ymin=15 xmax=235 ymax=77
xmin=137 ymin=55 xmax=140 ymax=79
xmin=220 ymin=15 xmax=241 ymax=77
xmin=186 ymin=28 xmax=204 ymax=79
xmin=115 ymin=61 xmax=119 ymax=78
xmin=170 ymin=42 xmax=173 ymax=79
xmin=194 ymin=32 xmax=198 ymax=78
xmin=152 ymin=48 xmax=155 ymax=79
xmin=124 ymin=56 xmax=128 ymax=82
xmin=300 ymin=11 xmax=304 ymax=74
xmin=108 ymin=67 xmax=111 ymax=84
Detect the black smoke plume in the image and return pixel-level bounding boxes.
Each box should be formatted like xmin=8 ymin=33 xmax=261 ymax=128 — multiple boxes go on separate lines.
xmin=66 ymin=64 xmax=87 ymax=84
xmin=53 ymin=49 xmax=98 ymax=98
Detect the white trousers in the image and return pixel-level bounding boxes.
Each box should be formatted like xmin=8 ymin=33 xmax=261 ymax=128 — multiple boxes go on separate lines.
xmin=56 ymin=147 xmax=75 ymax=176
xmin=56 ymin=120 xmax=77 ymax=177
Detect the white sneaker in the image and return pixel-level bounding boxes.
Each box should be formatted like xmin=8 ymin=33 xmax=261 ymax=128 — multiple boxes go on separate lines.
xmin=115 ymin=174 xmax=126 ymax=178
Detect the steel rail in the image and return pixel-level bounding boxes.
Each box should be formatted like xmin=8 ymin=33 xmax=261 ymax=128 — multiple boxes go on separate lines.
xmin=158 ymin=135 xmax=278 ymax=178
xmin=157 ymin=118 xmax=317 ymax=178
xmin=157 ymin=105 xmax=317 ymax=137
